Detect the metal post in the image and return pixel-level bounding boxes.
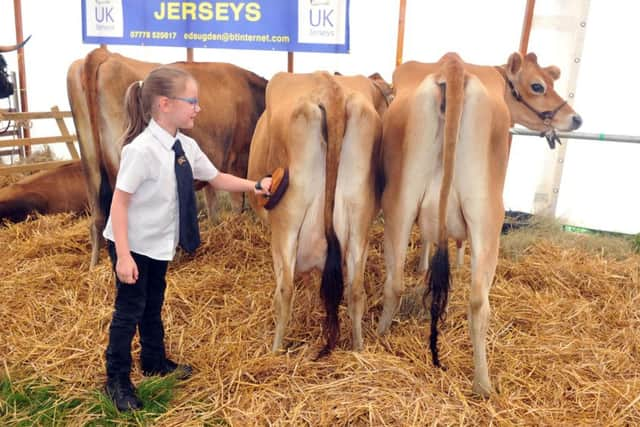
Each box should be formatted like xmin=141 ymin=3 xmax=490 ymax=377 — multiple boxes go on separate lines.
xmin=10 ymin=71 xmax=24 ymax=158
xmin=288 ymin=52 xmax=294 ymax=72
xmin=395 ymin=0 xmax=407 ymax=66
xmin=13 ymin=0 xmax=30 ymax=155
xmin=509 ymin=0 xmax=536 ymax=156
xmin=519 ymin=0 xmax=536 ymax=55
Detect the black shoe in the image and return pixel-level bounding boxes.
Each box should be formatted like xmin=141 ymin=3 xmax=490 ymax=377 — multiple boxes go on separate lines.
xmin=104 ymin=376 xmax=142 ymax=412
xmin=142 ymin=358 xmax=193 ymax=380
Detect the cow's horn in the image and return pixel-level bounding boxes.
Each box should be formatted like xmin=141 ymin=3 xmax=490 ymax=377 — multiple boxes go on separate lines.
xmin=0 ymin=35 xmax=32 ymax=53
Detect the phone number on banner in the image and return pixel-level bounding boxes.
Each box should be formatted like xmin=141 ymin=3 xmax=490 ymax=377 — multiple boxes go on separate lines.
xmin=130 ymin=31 xmax=178 ymax=40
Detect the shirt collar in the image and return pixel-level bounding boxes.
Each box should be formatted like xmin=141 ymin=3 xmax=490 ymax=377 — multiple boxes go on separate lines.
xmin=148 ymin=118 xmax=186 ymax=151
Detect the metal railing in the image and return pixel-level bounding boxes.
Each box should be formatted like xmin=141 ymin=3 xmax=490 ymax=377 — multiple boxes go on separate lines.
xmin=510 ymin=127 xmax=640 ymax=144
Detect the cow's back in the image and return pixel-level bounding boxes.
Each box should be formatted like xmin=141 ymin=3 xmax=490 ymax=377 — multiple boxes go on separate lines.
xmin=95 ymin=53 xmax=158 ymax=182
xmin=178 ymin=62 xmax=266 ymax=179
xmin=383 ymin=57 xmax=509 ymax=189
xmin=67 ymin=59 xmax=97 ymax=210
xmin=334 ymin=74 xmax=390 ymax=116
xmin=0 ymin=161 xmax=88 ymax=222
xmin=252 ymin=72 xmax=340 ymax=175
xmin=248 ymin=71 xmax=347 ymax=268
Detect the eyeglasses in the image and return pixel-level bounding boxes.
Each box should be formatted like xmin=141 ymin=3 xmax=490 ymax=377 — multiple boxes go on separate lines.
xmin=170 ymin=96 xmax=199 ymax=107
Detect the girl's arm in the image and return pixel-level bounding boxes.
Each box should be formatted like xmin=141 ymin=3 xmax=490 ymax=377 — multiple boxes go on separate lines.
xmin=209 ymin=173 xmax=271 ymax=195
xmin=110 ymin=189 xmax=138 ymax=284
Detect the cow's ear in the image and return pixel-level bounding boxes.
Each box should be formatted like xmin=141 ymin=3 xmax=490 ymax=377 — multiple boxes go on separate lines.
xmin=507 ymin=52 xmax=523 ymax=76
xmin=525 ymin=52 xmax=538 ymax=64
xmin=543 ymin=65 xmax=561 ymax=81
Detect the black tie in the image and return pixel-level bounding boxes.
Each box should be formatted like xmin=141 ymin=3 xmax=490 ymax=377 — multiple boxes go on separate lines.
xmin=172 ymin=139 xmax=200 ymax=253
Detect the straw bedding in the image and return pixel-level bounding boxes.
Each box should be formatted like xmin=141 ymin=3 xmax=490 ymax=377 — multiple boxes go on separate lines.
xmin=0 ymin=210 xmax=639 ymax=425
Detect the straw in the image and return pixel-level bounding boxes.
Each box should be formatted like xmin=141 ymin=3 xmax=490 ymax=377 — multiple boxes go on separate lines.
xmin=0 ymin=210 xmax=638 ymax=425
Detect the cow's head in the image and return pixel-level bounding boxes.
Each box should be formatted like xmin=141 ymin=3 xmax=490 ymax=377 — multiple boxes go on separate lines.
xmin=0 ymin=36 xmax=31 ymax=99
xmin=502 ymin=52 xmax=582 ymax=148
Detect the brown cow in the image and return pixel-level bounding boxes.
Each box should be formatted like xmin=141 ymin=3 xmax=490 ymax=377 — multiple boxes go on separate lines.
xmin=0 ymin=161 xmax=88 ymax=222
xmin=247 ymin=71 xmax=392 ymax=355
xmin=377 ymin=52 xmax=581 ymax=396
xmin=67 ymin=47 xmax=267 ymax=267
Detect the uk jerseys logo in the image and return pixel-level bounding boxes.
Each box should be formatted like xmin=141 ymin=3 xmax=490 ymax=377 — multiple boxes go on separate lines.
xmin=85 ymin=0 xmax=124 ymax=38
xmin=298 ymin=0 xmax=347 ymax=45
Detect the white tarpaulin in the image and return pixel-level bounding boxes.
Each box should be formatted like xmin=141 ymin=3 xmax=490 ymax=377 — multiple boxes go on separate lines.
xmin=1 ymin=0 xmax=638 ymax=233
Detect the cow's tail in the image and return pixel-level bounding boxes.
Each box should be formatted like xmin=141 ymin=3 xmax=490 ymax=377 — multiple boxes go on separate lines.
xmin=373 ymin=120 xmax=387 ymax=201
xmin=317 ymin=74 xmax=347 ymax=359
xmin=424 ymin=56 xmax=466 ymax=368
xmin=83 ymin=47 xmax=114 ymax=219
xmin=98 ymin=166 xmax=113 ymax=221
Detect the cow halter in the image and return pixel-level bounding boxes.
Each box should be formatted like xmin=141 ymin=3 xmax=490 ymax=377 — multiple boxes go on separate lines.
xmin=498 ymin=67 xmax=568 ymax=149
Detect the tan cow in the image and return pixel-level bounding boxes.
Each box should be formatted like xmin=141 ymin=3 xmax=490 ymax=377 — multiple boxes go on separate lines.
xmin=247 ymin=71 xmax=391 ymax=355
xmin=67 ymin=47 xmax=267 ymax=267
xmin=376 ymin=52 xmax=581 ymax=396
xmin=0 ymin=161 xmax=88 ymax=222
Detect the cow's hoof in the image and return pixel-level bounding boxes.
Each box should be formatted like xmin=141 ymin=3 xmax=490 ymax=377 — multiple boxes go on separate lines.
xmin=376 ymin=319 xmax=392 ymax=336
xmin=351 ymin=338 xmax=364 ymax=352
xmin=472 ymin=381 xmax=492 ymax=398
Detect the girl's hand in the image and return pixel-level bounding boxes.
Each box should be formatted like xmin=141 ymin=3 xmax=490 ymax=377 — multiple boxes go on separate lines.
xmin=116 ymin=254 xmax=139 ymax=284
xmin=254 ymin=176 xmax=272 ymax=196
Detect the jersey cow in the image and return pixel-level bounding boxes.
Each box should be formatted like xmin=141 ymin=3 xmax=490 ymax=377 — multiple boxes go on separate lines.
xmin=376 ymin=52 xmax=581 ymax=396
xmin=0 ymin=161 xmax=88 ymax=222
xmin=67 ymin=47 xmax=267 ymax=267
xmin=247 ymin=71 xmax=392 ymax=356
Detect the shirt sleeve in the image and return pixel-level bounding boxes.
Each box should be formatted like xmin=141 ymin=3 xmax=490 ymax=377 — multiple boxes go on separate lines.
xmin=115 ymin=144 xmax=150 ymax=194
xmin=189 ymin=141 xmax=219 ymax=182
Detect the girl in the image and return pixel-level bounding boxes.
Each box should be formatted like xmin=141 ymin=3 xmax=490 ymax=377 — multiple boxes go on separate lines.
xmin=102 ymin=65 xmax=271 ymax=411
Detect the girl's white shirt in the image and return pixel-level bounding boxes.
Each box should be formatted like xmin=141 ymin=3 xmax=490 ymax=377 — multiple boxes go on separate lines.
xmin=103 ymin=119 xmax=218 ymax=260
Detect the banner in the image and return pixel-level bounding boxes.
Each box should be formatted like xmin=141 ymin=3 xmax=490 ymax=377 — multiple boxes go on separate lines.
xmin=82 ymin=0 xmax=350 ymax=53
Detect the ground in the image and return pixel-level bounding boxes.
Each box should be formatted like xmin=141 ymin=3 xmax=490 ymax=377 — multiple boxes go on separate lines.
xmin=0 ymin=211 xmax=639 ymax=425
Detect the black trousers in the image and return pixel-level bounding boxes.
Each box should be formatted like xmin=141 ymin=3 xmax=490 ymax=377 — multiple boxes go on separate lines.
xmin=106 ymin=241 xmax=169 ymax=378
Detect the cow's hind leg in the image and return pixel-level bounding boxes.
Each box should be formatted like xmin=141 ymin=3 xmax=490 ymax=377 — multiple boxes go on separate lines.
xmin=202 ymin=186 xmax=220 ymax=223
xmin=455 ymin=240 xmax=465 ymax=267
xmin=466 ymin=211 xmax=501 ymax=397
xmin=345 ymin=237 xmax=368 ymax=351
xmin=337 ymin=96 xmax=377 ymax=351
xmin=90 ymin=220 xmax=102 ymax=268
xmin=416 ymin=235 xmax=431 ymax=274
xmin=271 ymin=229 xmax=298 ymax=352
xmin=229 ymin=191 xmax=245 ymax=213
xmin=377 ymin=204 xmax=418 ymax=334
xmin=418 ymin=239 xmax=464 ymax=274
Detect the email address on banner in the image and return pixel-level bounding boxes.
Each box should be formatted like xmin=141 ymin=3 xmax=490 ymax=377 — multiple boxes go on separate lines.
xmin=184 ymin=32 xmax=291 ymax=43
